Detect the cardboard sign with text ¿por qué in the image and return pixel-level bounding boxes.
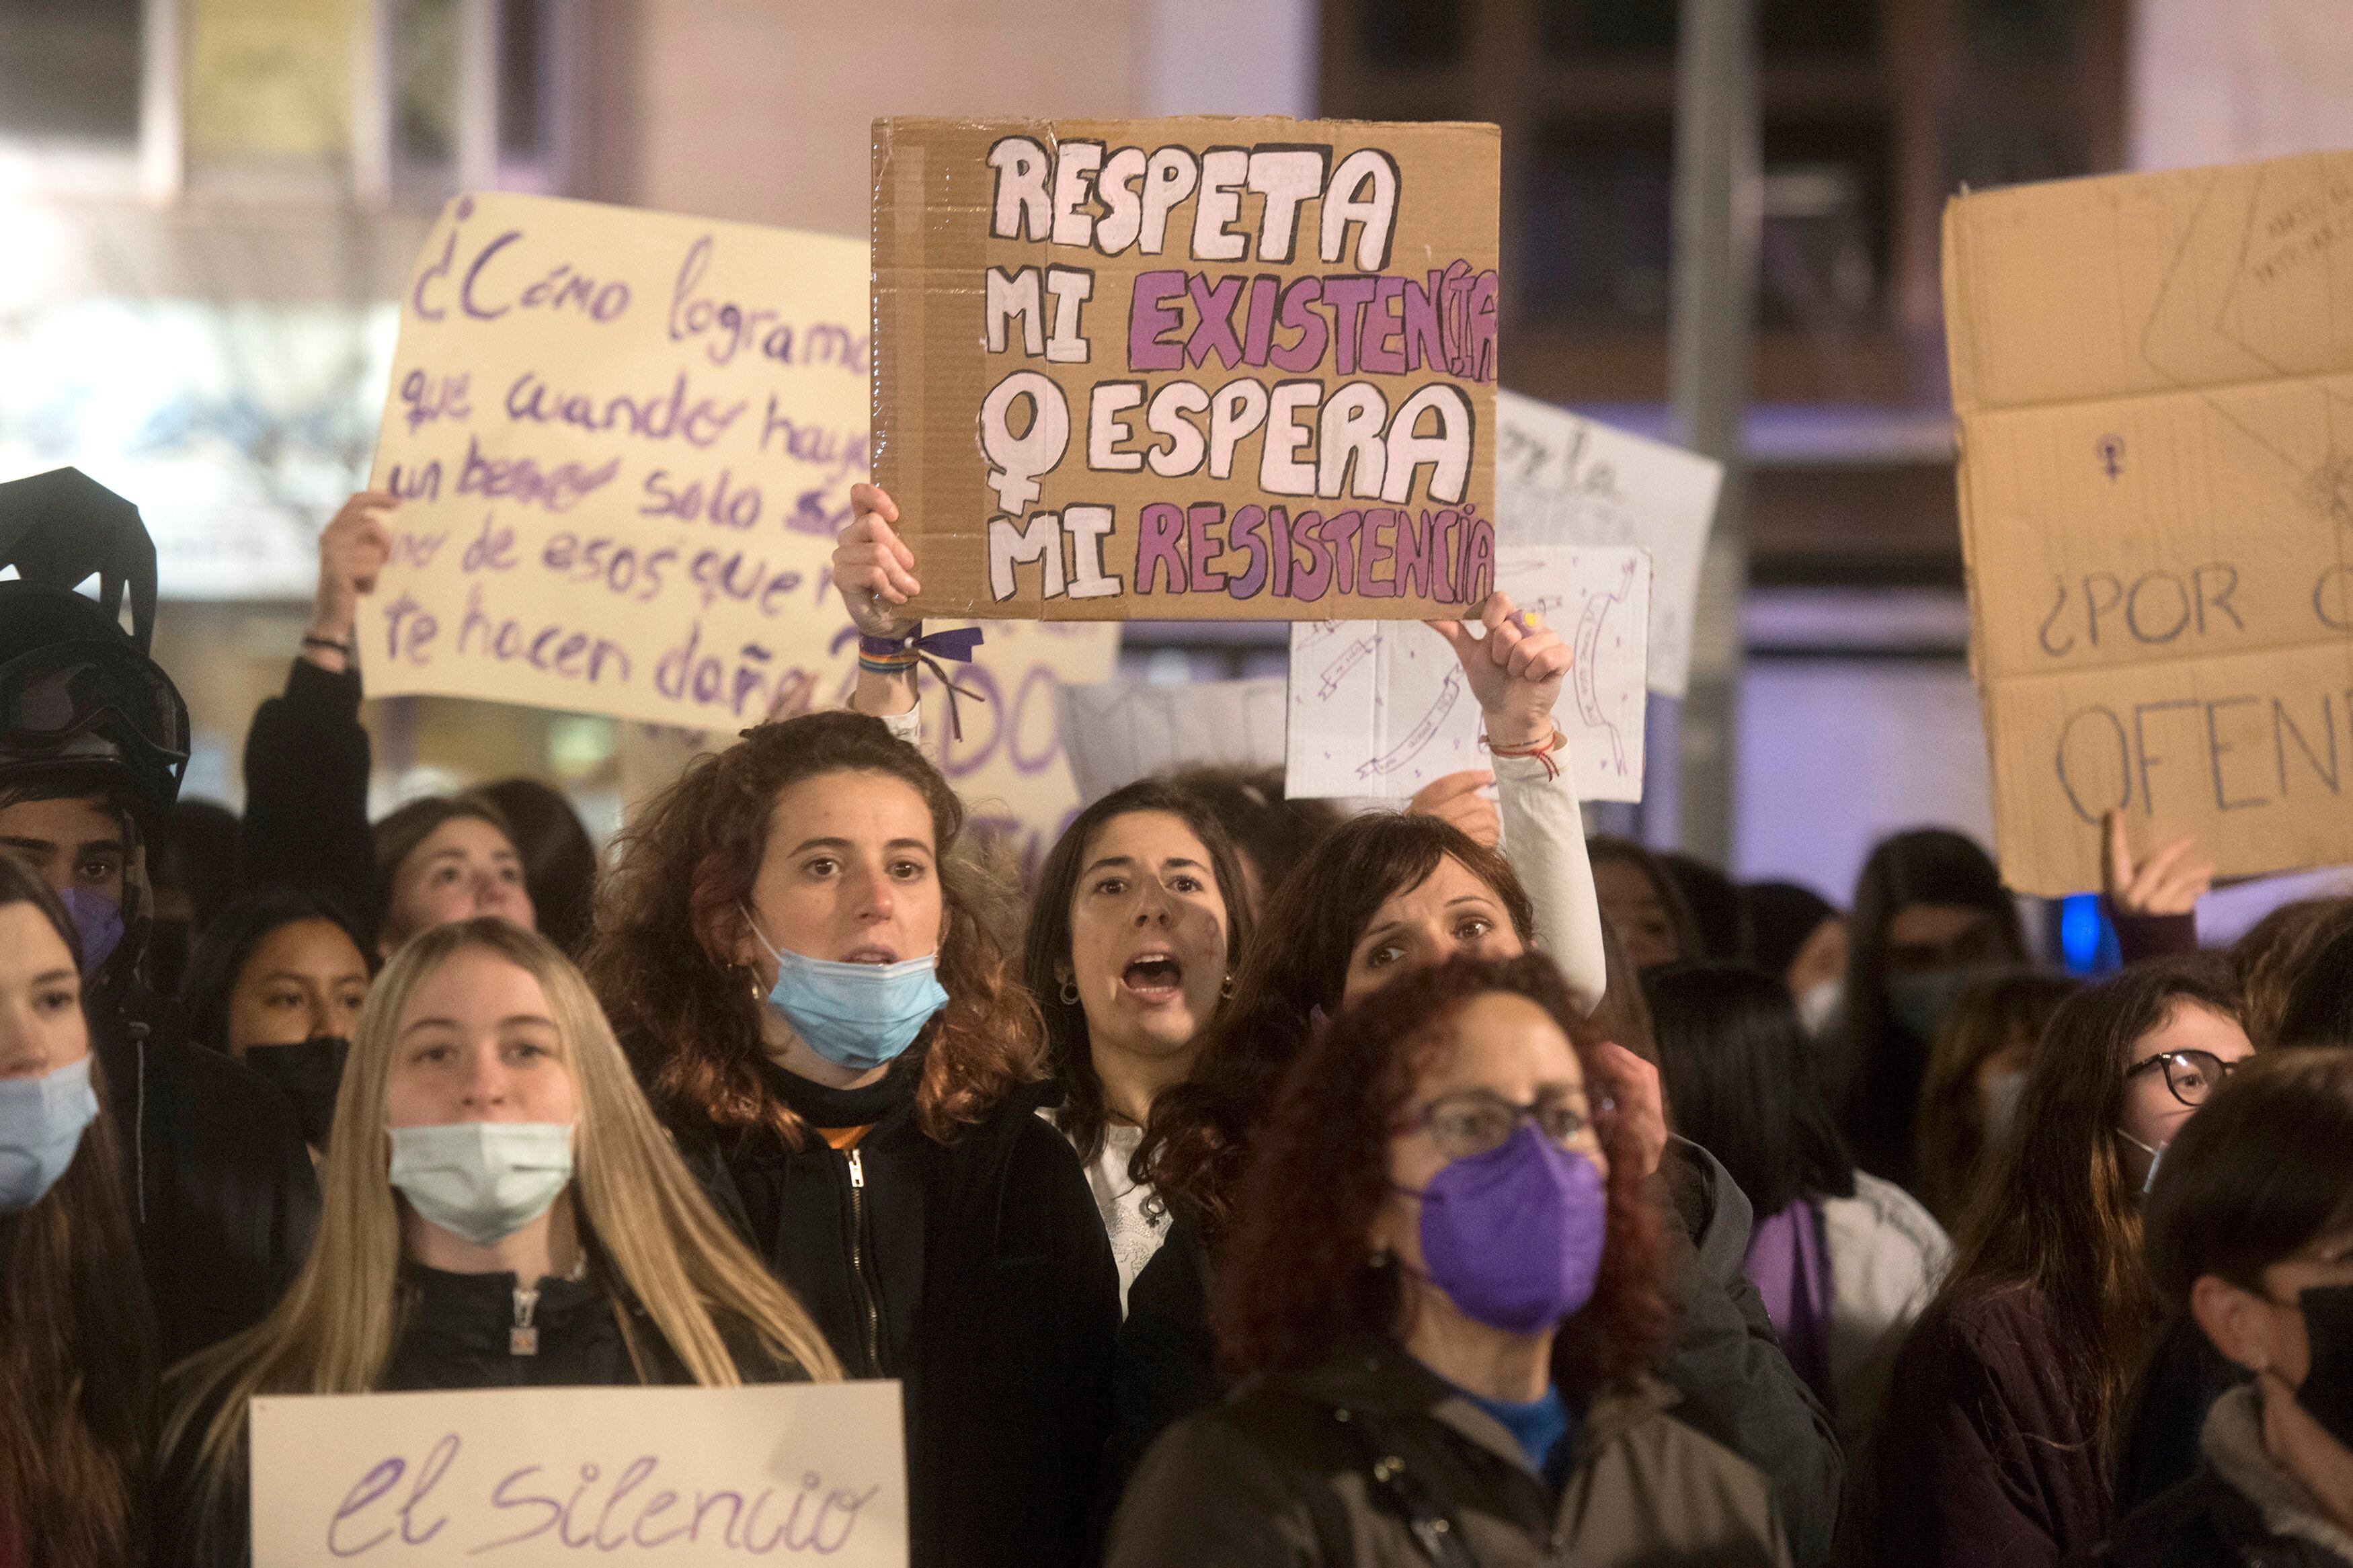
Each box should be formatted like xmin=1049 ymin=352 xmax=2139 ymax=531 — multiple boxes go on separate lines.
xmin=1946 ymin=150 xmax=2353 ymax=897
xmin=872 ymin=116 xmax=1500 ymax=621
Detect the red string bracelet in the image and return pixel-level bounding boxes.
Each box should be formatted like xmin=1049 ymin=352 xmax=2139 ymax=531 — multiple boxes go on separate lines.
xmin=1484 ymin=727 xmax=1566 ymax=781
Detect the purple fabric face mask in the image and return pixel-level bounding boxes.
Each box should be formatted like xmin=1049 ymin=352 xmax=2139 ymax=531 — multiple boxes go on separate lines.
xmin=1415 ymin=1122 xmax=1607 ymax=1333
xmin=56 ymin=886 xmax=123 ymax=979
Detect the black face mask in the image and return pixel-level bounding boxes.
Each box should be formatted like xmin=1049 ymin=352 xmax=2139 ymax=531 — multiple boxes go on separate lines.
xmin=241 ymin=1036 xmax=350 ymax=1149
xmin=2290 ymin=1284 xmax=2353 ymax=1448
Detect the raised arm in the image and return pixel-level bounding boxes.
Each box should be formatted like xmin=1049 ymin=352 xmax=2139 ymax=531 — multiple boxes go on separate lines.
xmin=1428 ymin=593 xmax=1608 ymax=1013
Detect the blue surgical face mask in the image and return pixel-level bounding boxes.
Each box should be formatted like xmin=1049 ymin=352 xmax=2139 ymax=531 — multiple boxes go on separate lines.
xmin=56 ymin=886 xmax=123 ymax=979
xmin=387 ymin=1121 xmax=574 ymax=1248
xmin=0 ymin=1055 xmax=100 ymax=1212
xmin=744 ymin=913 xmax=947 ymax=1074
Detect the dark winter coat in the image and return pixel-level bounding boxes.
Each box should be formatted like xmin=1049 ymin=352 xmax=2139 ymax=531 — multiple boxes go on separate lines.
xmin=240 ymin=658 xmax=377 ymax=930
xmin=2083 ymin=1386 xmax=2353 ymax=1568
xmin=1839 ymin=1280 xmax=2113 ymax=1568
xmin=666 ymin=1048 xmax=1121 ymax=1568
xmin=91 ymin=981 xmax=318 ymax=1365
xmin=1105 ymin=1335 xmax=1788 ymax=1568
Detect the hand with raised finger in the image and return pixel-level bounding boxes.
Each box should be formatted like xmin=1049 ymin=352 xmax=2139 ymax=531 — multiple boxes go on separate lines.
xmin=307 ymin=491 xmax=397 ymax=672
xmin=1593 ymin=1040 xmax=1667 ymax=1180
xmin=1408 ymin=770 xmax=1500 ymax=848
xmin=1428 ymin=591 xmax=1570 ymax=749
xmin=834 ymin=483 xmax=922 ymax=638
xmin=2103 ymin=810 xmax=2213 ymax=918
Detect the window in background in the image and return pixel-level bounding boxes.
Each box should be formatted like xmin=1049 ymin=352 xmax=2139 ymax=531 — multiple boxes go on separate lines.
xmin=0 ymin=0 xmax=142 ymax=147
xmin=186 ymin=0 xmax=356 ymax=175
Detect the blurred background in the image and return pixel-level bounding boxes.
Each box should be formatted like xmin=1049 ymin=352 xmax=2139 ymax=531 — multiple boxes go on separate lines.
xmin=1 ymin=0 xmax=2348 ymax=930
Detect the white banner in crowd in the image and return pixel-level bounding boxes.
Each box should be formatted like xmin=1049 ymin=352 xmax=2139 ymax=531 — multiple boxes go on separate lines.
xmin=250 ymin=1382 xmax=907 ymax=1567
xmin=1494 ymin=388 xmax=1720 ymax=698
xmin=1057 ymin=677 xmax=1289 ymax=806
xmin=1286 ymin=544 xmax=1651 ymax=803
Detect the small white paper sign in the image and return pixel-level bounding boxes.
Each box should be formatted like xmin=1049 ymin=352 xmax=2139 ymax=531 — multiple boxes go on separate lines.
xmin=1058 ymin=677 xmax=1289 ymax=807
xmin=1285 ymin=546 xmax=1651 ymax=804
xmin=1497 ymin=388 xmax=1721 ymax=698
xmin=251 ymin=1381 xmax=906 ymax=1567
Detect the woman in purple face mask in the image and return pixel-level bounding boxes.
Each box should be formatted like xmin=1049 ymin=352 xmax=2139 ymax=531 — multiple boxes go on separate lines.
xmin=1106 ymin=955 xmax=1788 ymax=1567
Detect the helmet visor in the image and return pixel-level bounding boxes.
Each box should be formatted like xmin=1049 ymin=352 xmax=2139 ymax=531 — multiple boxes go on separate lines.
xmin=0 ymin=639 xmax=190 ymax=792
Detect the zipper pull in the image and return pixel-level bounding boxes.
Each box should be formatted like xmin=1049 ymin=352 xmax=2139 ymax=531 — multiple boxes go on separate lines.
xmin=510 ymin=1285 xmax=541 ymax=1356
xmin=846 ymin=1147 xmax=865 ymax=1189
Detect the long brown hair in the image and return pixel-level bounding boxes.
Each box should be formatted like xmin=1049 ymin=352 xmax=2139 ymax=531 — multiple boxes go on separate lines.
xmin=1215 ymin=955 xmax=1669 ymax=1399
xmin=1135 ymin=811 xmax=1535 ymax=1239
xmin=0 ymin=851 xmax=158 ymax=1568
xmin=1940 ymin=955 xmax=2237 ymax=1451
xmin=587 ymin=710 xmax=1041 ymax=1147
xmin=1911 ymin=969 xmax=2081 ymax=1229
xmin=1023 ymin=780 xmax=1253 ymax=1164
xmin=2245 ymin=899 xmax=2353 ymax=1049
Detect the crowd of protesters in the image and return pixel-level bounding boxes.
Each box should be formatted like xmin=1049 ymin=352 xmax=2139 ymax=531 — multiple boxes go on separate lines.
xmin=8 ymin=468 xmax=2353 ymax=1568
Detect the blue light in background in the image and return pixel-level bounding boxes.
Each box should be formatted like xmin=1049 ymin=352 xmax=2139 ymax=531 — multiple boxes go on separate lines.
xmin=2058 ymin=893 xmax=2120 ymax=975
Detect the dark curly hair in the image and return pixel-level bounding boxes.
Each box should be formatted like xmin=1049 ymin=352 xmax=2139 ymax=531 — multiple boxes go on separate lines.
xmin=1023 ymin=780 xmax=1253 ymax=1164
xmin=585 ymin=710 xmax=1042 ymax=1147
xmin=1214 ymin=954 xmax=1670 ymax=1399
xmin=1135 ymin=811 xmax=1535 ymax=1239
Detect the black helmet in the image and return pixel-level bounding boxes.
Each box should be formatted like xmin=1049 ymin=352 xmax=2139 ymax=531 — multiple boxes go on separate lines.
xmin=0 ymin=468 xmax=189 ymax=827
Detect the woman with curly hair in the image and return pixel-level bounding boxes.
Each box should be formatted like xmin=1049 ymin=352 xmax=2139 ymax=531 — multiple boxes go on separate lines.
xmin=586 ymin=710 xmax=1119 ymax=1568
xmin=1107 ymin=955 xmax=1787 ymax=1566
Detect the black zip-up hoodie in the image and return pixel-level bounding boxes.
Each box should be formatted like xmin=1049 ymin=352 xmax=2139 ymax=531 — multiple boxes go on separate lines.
xmin=664 ymin=1044 xmax=1120 ymax=1568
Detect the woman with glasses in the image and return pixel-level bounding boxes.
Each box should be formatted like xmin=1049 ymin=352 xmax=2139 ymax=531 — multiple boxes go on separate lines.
xmin=1106 ymin=955 xmax=1788 ymax=1567
xmin=1838 ymin=956 xmax=2253 ymax=1568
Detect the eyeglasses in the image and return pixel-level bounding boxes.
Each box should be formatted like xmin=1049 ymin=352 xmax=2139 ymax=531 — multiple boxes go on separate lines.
xmin=1404 ymin=1089 xmax=1595 ymax=1161
xmin=2124 ymin=1048 xmax=2243 ymax=1108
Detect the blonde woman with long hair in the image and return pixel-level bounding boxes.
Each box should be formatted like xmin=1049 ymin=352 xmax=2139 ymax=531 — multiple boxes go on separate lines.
xmin=157 ymin=918 xmax=839 ymax=1567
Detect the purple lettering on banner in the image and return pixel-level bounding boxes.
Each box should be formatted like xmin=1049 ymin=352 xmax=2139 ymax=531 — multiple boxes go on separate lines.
xmin=326 ymin=1458 xmax=405 ymax=1557
xmin=381 ymin=594 xmax=440 ymax=665
xmin=632 ymin=1489 xmax=690 ymax=1550
xmin=388 ymin=461 xmax=442 ymax=503
xmin=1430 ymin=508 xmax=1460 ymax=600
xmin=398 ymin=1434 xmax=458 ymax=1546
xmin=1359 ymin=508 xmax=1398 ymax=597
xmin=1185 ymin=503 xmax=1230 ymax=592
xmin=1268 ymin=505 xmax=1293 ymax=598
xmin=476 ymin=1465 xmax=563 ymax=1553
xmin=1404 ymin=274 xmax=1446 ymax=372
xmin=1271 ymin=278 xmax=1328 ymax=374
xmin=1458 ymin=508 xmax=1495 ymax=603
xmin=1137 ymin=502 xmax=1188 ymax=594
xmin=504 ymin=369 xmax=746 ymax=449
xmin=459 ymin=435 xmax=621 ymax=514
xmin=1184 ymin=274 xmax=1246 ymax=369
xmin=1322 ymin=278 xmax=1378 ymax=376
xmin=1395 ymin=506 xmax=1431 ymax=597
xmin=1228 ymin=505 xmax=1271 ymax=598
xmin=1242 ymin=277 xmax=1281 ymax=364
xmin=1322 ymin=509 xmax=1365 ymax=595
xmin=1127 ymin=271 xmax=1189 ymax=372
xmin=1362 ymin=277 xmax=1408 ymax=374
xmin=399 ymin=370 xmax=472 ymax=434
xmin=1467 ymin=269 xmax=1499 ymax=383
xmin=1292 ymin=511 xmax=1333 ymax=602
xmin=459 ymin=231 xmax=524 ymax=321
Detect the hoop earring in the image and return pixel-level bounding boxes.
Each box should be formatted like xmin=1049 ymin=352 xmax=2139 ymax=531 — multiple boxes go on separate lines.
xmin=1060 ymin=979 xmax=1080 ymax=1005
xmin=1220 ymin=973 xmax=1236 ymax=999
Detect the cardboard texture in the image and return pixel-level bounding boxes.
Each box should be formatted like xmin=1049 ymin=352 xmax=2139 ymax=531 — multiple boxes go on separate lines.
xmin=1286 ymin=544 xmax=1650 ymax=803
xmin=250 ymin=1382 xmax=908 ymax=1565
xmin=1495 ymin=389 xmax=1720 ymax=698
xmin=1946 ymin=150 xmax=2353 ymax=897
xmin=872 ymin=116 xmax=1501 ymax=622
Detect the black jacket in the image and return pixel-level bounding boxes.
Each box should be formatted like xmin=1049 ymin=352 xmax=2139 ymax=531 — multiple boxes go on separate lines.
xmin=1108 ymin=1136 xmax=1843 ymax=1564
xmin=2117 ymin=1317 xmax=2253 ymax=1515
xmin=667 ymin=1049 xmax=1121 ymax=1568
xmin=240 ymin=657 xmax=377 ymax=930
xmin=157 ymin=1262 xmax=801 ymax=1568
xmin=2084 ymin=1468 xmax=2353 ymax=1568
xmin=91 ymin=981 xmax=319 ymax=1366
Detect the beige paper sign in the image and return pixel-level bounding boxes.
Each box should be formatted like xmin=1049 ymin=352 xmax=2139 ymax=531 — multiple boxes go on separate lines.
xmin=872 ymin=116 xmax=1501 ymax=622
xmin=363 ymin=193 xmax=874 ymax=729
xmin=1946 ymin=150 xmax=2353 ymax=897
xmin=249 ymin=1382 xmax=906 ymax=1566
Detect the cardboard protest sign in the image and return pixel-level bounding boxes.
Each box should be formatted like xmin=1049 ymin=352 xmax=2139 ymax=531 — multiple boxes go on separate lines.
xmin=364 ymin=192 xmax=877 ymax=729
xmin=872 ymin=116 xmax=1501 ymax=622
xmin=1286 ymin=545 xmax=1650 ymax=803
xmin=1945 ymin=150 xmax=2353 ymax=896
xmin=1496 ymin=390 xmax=1721 ymax=698
xmin=249 ymin=1382 xmax=905 ymax=1566
xmin=1058 ymin=676 xmax=1289 ymax=805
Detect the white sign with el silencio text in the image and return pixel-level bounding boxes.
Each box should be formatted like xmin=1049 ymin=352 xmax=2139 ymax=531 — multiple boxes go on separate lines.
xmin=249 ymin=1381 xmax=907 ymax=1566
